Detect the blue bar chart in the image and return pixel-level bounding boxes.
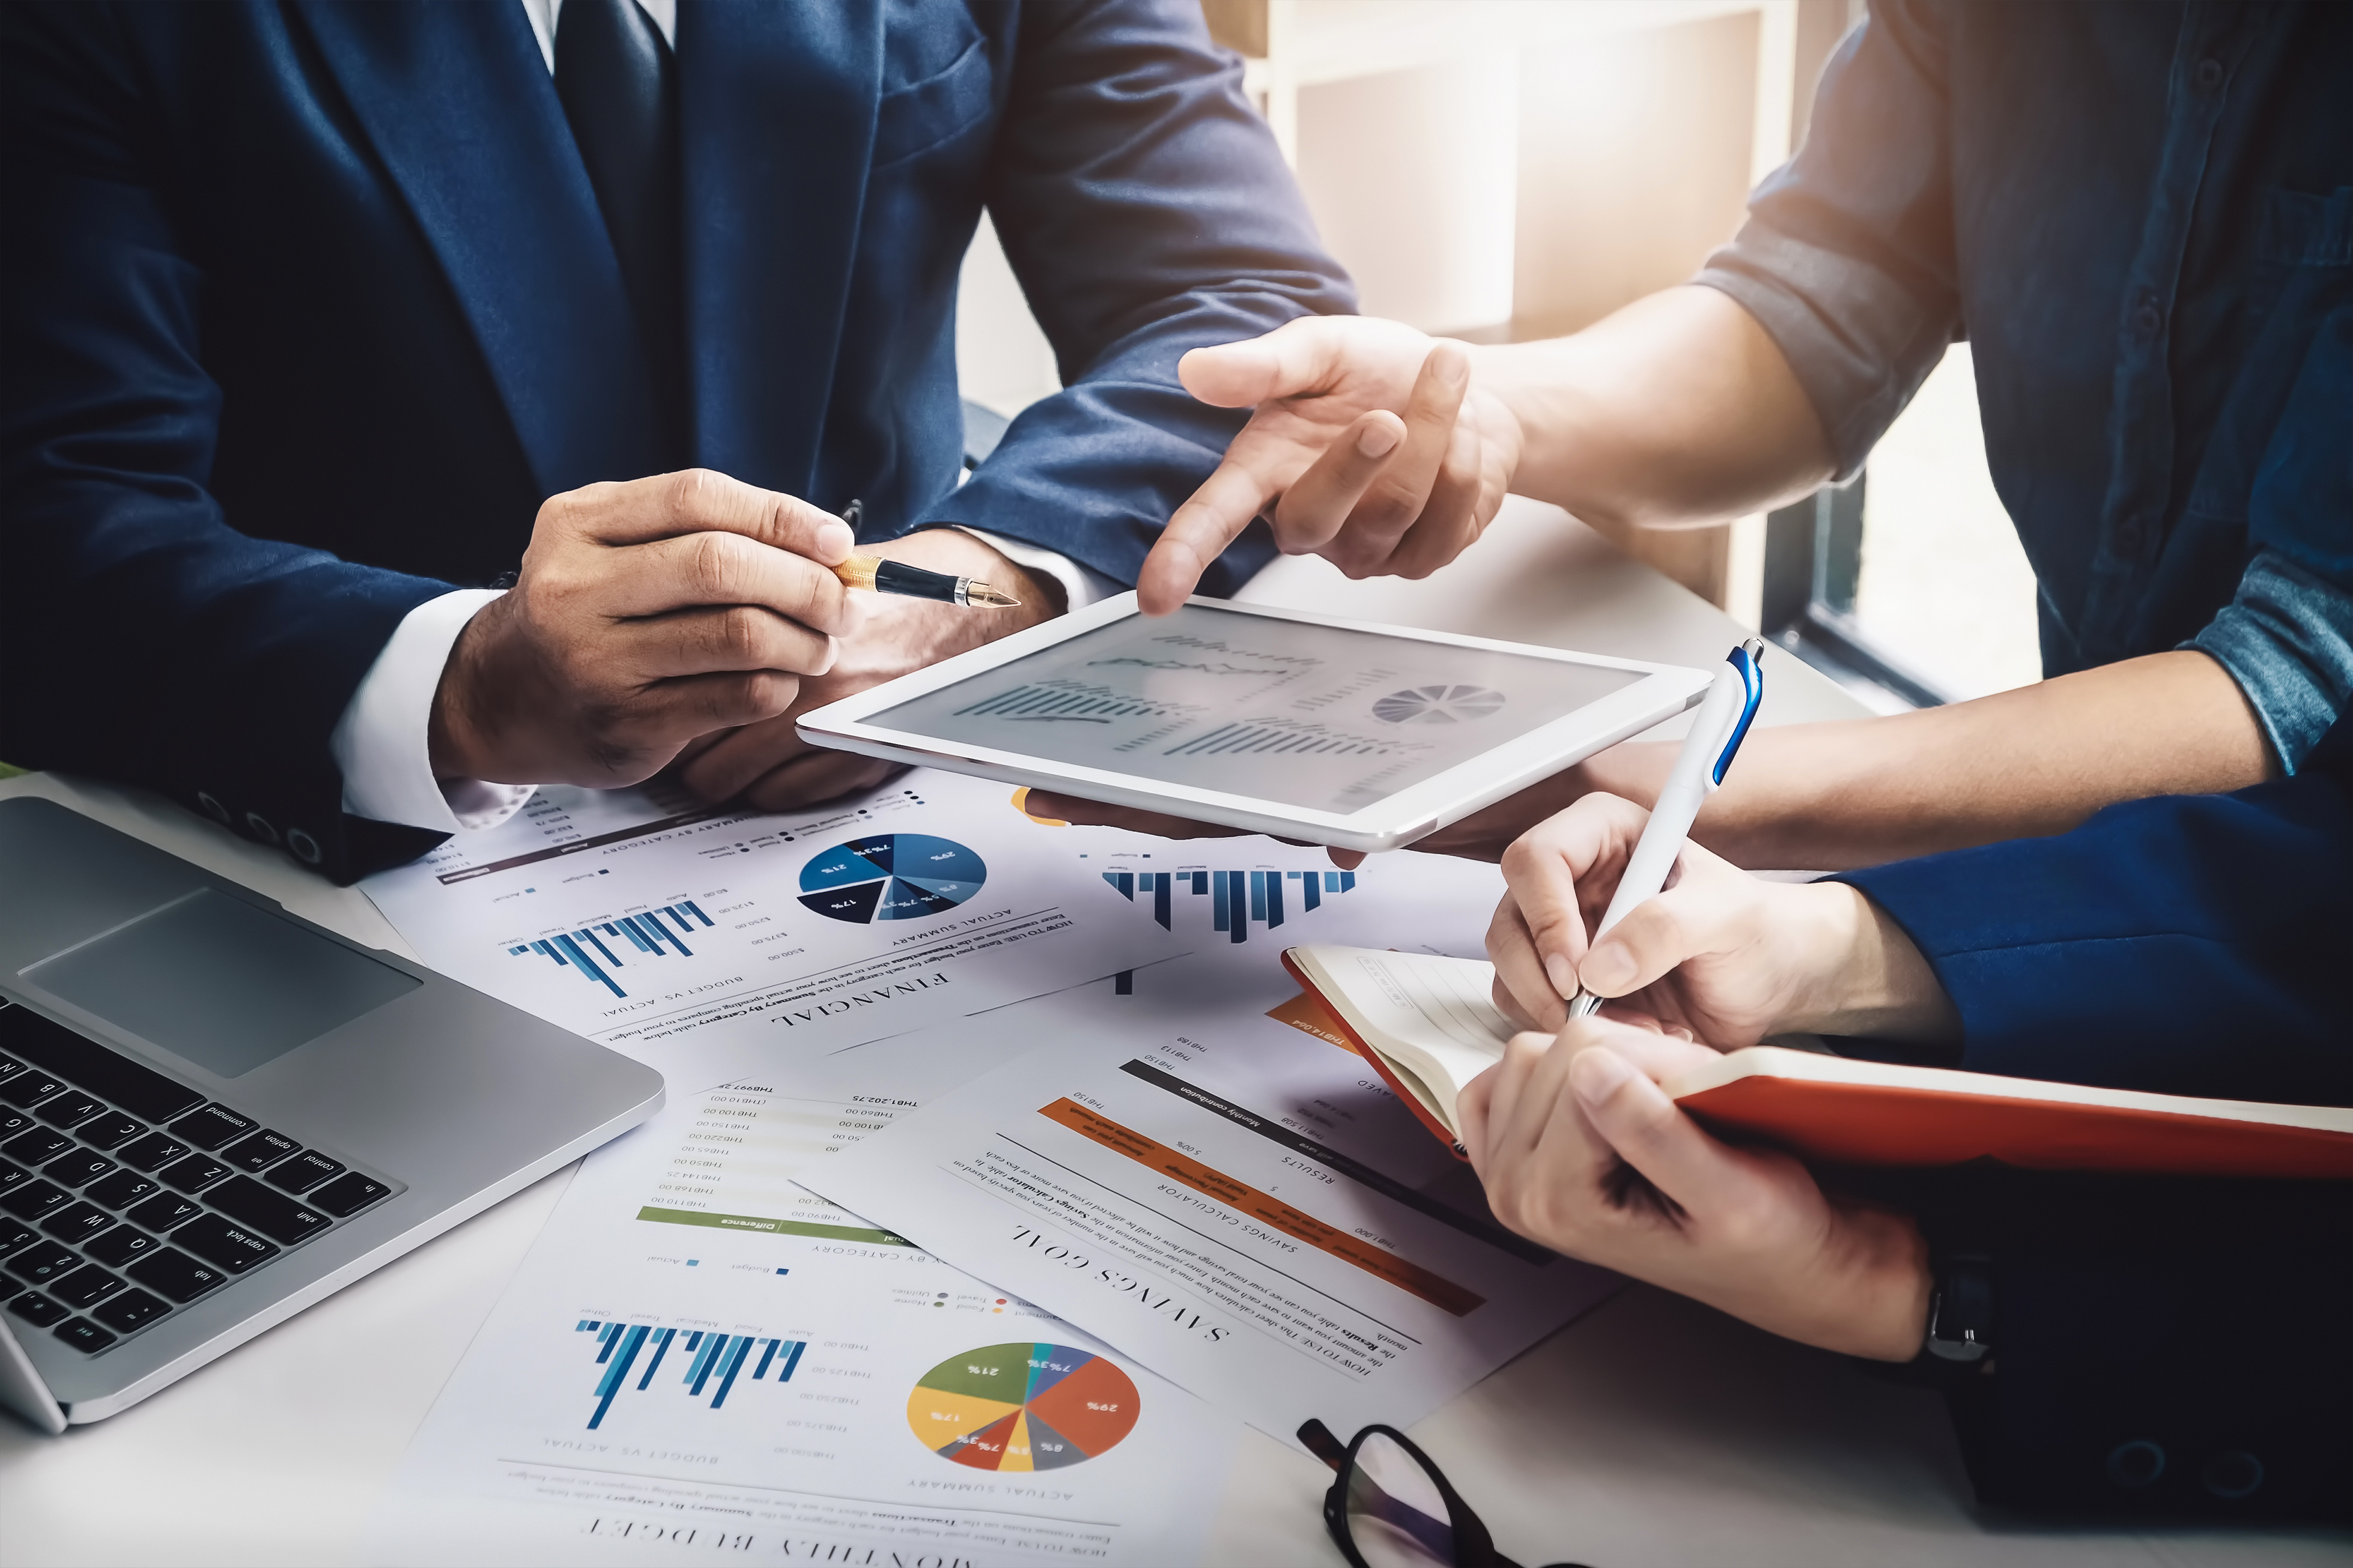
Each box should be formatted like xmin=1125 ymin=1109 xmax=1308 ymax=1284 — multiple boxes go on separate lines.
xmin=509 ymin=901 xmax=716 ymax=999
xmin=575 ymin=1319 xmax=807 ymax=1429
xmin=1101 ymin=868 xmax=1353 ymax=943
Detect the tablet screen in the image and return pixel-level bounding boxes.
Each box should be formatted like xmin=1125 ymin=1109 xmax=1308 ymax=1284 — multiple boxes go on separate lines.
xmin=868 ymin=604 xmax=1643 ymax=813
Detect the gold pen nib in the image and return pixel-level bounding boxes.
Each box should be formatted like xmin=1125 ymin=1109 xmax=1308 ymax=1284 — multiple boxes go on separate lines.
xmin=959 ymin=580 xmax=1022 ymax=610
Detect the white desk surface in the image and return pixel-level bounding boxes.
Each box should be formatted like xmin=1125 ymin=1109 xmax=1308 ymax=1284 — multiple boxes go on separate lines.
xmin=2 ymin=500 xmax=2342 ymax=1567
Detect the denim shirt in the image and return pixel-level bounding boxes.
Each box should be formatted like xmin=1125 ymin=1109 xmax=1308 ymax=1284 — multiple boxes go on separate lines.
xmin=1697 ymin=0 xmax=2352 ymax=768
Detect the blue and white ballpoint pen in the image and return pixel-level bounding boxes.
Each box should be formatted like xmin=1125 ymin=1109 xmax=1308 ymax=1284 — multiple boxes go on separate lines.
xmin=1566 ymin=637 xmax=1767 ymax=1019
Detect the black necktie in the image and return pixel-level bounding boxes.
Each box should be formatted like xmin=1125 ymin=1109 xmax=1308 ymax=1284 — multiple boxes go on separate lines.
xmin=556 ymin=0 xmax=687 ymax=467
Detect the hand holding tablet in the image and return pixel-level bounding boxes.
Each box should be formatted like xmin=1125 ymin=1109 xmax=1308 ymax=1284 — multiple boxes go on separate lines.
xmin=797 ymin=596 xmax=1710 ymax=853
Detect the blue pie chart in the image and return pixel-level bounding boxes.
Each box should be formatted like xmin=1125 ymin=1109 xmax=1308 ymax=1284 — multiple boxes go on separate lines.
xmin=797 ymin=834 xmax=988 ymax=923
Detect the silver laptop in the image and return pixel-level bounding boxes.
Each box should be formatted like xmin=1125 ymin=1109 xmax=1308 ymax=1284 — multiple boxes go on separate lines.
xmin=0 ymin=798 xmax=663 ymax=1431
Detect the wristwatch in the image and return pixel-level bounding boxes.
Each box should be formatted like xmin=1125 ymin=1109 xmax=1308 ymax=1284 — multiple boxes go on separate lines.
xmin=1924 ymin=1252 xmax=1995 ymax=1364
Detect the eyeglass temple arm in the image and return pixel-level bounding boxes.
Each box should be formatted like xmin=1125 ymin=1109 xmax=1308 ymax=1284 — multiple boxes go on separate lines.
xmin=1297 ymin=1418 xmax=1351 ymax=1474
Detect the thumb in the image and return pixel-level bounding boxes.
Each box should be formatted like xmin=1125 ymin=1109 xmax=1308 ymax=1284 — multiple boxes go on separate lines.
xmin=1178 ymin=318 xmax=1341 ymax=408
xmin=1577 ymin=862 xmax=1753 ymax=999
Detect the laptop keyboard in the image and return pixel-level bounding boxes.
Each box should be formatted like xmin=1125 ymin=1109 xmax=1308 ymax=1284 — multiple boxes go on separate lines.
xmin=0 ymin=1003 xmax=397 ymax=1357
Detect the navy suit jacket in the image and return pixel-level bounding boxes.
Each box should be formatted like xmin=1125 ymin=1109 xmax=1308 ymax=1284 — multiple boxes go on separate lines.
xmin=1838 ymin=719 xmax=2352 ymax=1521
xmin=0 ymin=1 xmax=1351 ymax=881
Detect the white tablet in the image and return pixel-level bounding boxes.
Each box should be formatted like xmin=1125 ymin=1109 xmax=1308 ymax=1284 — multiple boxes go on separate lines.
xmin=797 ymin=595 xmax=1713 ymax=852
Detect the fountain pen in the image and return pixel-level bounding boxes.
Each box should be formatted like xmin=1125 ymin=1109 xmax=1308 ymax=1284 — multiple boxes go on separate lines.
xmin=828 ymin=500 xmax=1022 ymax=610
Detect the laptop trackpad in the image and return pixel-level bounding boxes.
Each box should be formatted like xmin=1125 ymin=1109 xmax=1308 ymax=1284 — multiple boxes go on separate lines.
xmin=22 ymin=889 xmax=421 ymax=1079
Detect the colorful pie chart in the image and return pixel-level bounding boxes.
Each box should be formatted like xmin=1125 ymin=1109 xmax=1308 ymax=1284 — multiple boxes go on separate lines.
xmin=797 ymin=834 xmax=988 ymax=923
xmin=906 ymin=1342 xmax=1140 ymax=1471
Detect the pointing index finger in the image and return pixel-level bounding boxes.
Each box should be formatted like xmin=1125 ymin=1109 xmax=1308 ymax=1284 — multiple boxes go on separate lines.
xmin=1138 ymin=457 xmax=1272 ymax=614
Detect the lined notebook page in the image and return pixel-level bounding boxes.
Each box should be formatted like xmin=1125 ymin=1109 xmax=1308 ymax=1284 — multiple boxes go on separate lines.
xmin=1332 ymin=948 xmax=1517 ymax=1094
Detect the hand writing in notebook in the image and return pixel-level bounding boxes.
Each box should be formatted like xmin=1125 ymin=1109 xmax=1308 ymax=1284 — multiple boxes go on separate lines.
xmin=1487 ymin=793 xmax=1958 ymax=1046
xmin=1457 ymin=1014 xmax=1932 ymax=1361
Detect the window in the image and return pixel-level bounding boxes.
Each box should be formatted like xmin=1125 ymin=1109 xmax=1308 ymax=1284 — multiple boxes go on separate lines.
xmin=1764 ymin=345 xmax=2042 ymax=708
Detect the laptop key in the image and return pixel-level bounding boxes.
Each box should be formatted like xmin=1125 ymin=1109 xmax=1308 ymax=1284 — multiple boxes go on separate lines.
xmin=34 ymin=1092 xmax=106 ymax=1130
xmin=7 ymin=1291 xmax=68 ymax=1328
xmin=118 ymin=1131 xmax=193 ymax=1172
xmin=0 ymin=1157 xmax=30 ymax=1194
xmin=265 ymin=1150 xmax=344 ymax=1194
xmin=311 ymin=1172 xmax=392 ymax=1217
xmin=39 ymin=1201 xmax=114 ymax=1245
xmin=49 ymin=1264 xmax=126 ymax=1310
xmin=221 ymin=1129 xmax=299 ymax=1173
xmin=0 ymin=1053 xmax=22 ymax=1085
xmin=172 ymin=1214 xmax=279 ymax=1274
xmin=0 ymin=1110 xmax=32 ymax=1140
xmin=3 ymin=1128 xmax=74 ymax=1166
xmin=126 ymin=1192 xmax=202 ymax=1232
xmin=166 ymin=1103 xmax=257 ymax=1151
xmin=1 ymin=1179 xmax=71 ymax=1223
xmin=83 ymin=1224 xmax=160 ymax=1268
xmin=0 ymin=1222 xmax=38 ymax=1258
xmin=91 ymin=1288 xmax=171 ymax=1335
xmin=160 ymin=1154 xmax=232 ymax=1194
xmin=126 ymin=1248 xmax=228 ymax=1303
xmin=0 ymin=1010 xmax=204 ymax=1124
xmin=42 ymin=1148 xmax=116 ymax=1188
xmin=87 ymin=1169 xmax=160 ymax=1210
xmin=0 ymin=1071 xmax=67 ymax=1110
xmin=4 ymin=1241 xmax=79 ymax=1287
xmin=76 ymin=1112 xmax=146 ymax=1151
xmin=208 ymin=1177 xmax=330 ymax=1246
xmin=52 ymin=1317 xmax=117 ymax=1354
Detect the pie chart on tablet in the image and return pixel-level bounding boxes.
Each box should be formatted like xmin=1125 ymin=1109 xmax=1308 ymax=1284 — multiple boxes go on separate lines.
xmin=907 ymin=1342 xmax=1141 ymax=1471
xmin=1371 ymin=683 xmax=1507 ymax=725
xmin=797 ymin=834 xmax=988 ymax=923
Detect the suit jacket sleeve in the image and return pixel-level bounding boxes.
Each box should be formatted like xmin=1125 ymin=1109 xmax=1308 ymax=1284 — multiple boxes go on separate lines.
xmin=912 ymin=0 xmax=1356 ymax=595
xmin=1918 ymin=1169 xmax=2352 ymax=1522
xmin=1 ymin=2 xmax=449 ymax=882
xmin=1834 ymin=716 xmax=2353 ymax=1107
xmin=1836 ymin=718 xmax=2352 ymax=1519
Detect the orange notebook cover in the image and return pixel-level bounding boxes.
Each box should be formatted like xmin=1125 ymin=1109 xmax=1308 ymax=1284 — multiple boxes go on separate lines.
xmin=1282 ymin=945 xmax=2353 ymax=1179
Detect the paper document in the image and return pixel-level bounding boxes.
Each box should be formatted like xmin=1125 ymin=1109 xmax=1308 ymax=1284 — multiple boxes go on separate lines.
xmin=361 ymin=769 xmax=1185 ymax=1088
xmin=807 ymin=972 xmax=1620 ymax=1446
xmin=366 ymin=1025 xmax=1239 ymax=1567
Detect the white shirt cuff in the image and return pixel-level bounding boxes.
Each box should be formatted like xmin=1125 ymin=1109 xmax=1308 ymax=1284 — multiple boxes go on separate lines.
xmin=950 ymin=528 xmax=1119 ymax=612
xmin=330 ymin=589 xmax=537 ymax=834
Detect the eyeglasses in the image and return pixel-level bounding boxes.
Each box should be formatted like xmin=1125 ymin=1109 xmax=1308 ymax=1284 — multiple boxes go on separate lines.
xmin=1298 ymin=1418 xmax=1594 ymax=1568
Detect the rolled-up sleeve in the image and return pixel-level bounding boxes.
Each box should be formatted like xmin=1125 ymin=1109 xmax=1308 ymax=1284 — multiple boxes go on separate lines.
xmin=2191 ymin=552 xmax=2353 ymax=772
xmin=1691 ymin=0 xmax=1961 ymax=479
xmin=2191 ymin=298 xmax=2353 ymax=770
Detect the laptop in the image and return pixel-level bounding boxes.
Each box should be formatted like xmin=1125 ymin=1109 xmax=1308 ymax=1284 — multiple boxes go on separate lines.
xmin=0 ymin=797 xmax=664 ymax=1432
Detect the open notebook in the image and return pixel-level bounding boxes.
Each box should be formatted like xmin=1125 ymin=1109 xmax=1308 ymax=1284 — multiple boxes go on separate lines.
xmin=1280 ymin=945 xmax=2353 ymax=1178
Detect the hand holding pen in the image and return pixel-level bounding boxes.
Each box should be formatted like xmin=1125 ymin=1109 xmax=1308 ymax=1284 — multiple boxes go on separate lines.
xmin=1566 ymin=638 xmax=1765 ymax=1018
xmin=828 ymin=500 xmax=1022 ymax=610
xmin=1479 ymin=638 xmax=1768 ymax=1035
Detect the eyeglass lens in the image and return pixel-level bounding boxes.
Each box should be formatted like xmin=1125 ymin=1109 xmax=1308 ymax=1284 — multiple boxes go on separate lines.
xmin=1344 ymin=1430 xmax=1459 ymax=1568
